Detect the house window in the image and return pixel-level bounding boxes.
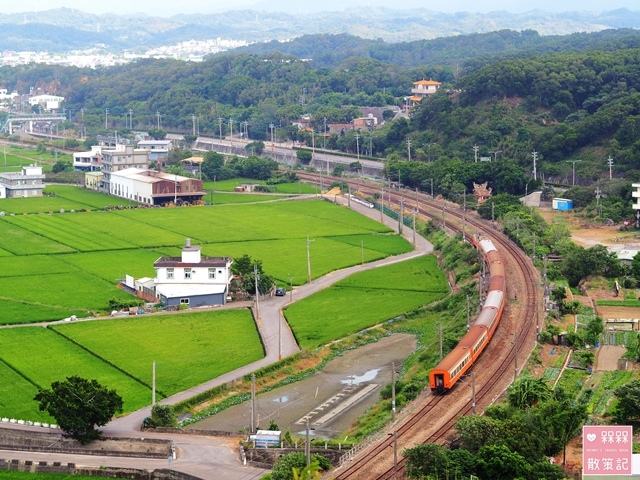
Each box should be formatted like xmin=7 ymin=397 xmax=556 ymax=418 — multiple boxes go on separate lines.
xmin=184 ymin=268 xmax=192 ymax=279
xmin=208 ymin=268 xmax=215 ymax=279
xmin=180 ymin=298 xmax=189 ymax=305
xmin=167 ymin=268 xmax=174 ymax=279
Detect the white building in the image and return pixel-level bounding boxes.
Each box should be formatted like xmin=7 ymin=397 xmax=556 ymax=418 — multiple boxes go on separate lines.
xmin=137 ymin=139 xmax=173 ymax=161
xmin=632 ymin=183 xmax=640 ymax=228
xmin=100 ymin=145 xmax=150 ymax=194
xmin=153 ymin=239 xmax=233 ymax=307
xmin=0 ymin=165 xmax=45 ymax=198
xmin=109 ymin=168 xmax=204 ymax=206
xmin=28 ymin=94 xmax=64 ymax=112
xmin=74 ymin=145 xmax=103 ymax=172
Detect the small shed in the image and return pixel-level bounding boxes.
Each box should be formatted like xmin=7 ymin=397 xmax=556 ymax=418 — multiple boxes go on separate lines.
xmin=241 ymin=183 xmax=261 ymax=193
xmin=552 ymin=198 xmax=573 ymax=211
xmin=249 ymin=430 xmax=281 ymax=448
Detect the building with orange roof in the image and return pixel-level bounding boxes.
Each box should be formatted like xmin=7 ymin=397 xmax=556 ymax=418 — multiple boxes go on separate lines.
xmin=410 ymin=78 xmax=442 ymax=106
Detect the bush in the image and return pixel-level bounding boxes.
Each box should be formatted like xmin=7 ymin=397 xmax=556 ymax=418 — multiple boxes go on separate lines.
xmin=146 ymin=404 xmax=176 ymax=428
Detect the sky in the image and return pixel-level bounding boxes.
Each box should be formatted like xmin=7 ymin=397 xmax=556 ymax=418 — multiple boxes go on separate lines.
xmin=3 ymin=0 xmax=639 ymax=16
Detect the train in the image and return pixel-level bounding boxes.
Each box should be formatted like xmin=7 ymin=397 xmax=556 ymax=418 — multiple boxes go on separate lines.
xmin=429 ymin=236 xmax=506 ymax=393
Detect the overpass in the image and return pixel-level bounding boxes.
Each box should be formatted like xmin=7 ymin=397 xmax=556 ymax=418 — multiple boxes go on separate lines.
xmin=1 ymin=114 xmax=66 ymax=135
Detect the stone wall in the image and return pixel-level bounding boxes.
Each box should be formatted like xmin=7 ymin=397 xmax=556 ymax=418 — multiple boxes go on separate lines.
xmin=0 ymin=459 xmax=202 ymax=480
xmin=0 ymin=426 xmax=170 ymax=458
xmin=245 ymin=447 xmax=345 ymax=469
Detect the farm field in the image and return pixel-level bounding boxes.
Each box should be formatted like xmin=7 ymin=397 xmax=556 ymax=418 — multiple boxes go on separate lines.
xmin=0 ymin=196 xmax=407 ymax=324
xmin=203 ymin=178 xmax=317 ymax=194
xmin=0 ymin=310 xmax=263 ymax=421
xmin=285 ymin=255 xmax=449 ymax=350
xmin=43 ymin=185 xmax=137 ymax=210
xmin=53 ymin=310 xmax=263 ymax=396
xmin=0 ymin=327 xmax=151 ymax=415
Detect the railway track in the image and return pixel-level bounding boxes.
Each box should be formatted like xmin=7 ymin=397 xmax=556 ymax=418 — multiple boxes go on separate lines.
xmin=297 ymin=172 xmax=541 ymax=480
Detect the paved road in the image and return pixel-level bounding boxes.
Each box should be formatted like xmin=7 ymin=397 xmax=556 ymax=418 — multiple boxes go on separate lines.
xmin=3 ymin=196 xmax=433 ymax=479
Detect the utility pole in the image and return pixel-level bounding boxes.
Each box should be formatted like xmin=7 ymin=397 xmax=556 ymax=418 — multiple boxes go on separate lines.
xmin=105 ymin=108 xmax=109 ymax=129
xmin=128 ymin=108 xmax=133 ymax=129
xmin=254 ymin=264 xmax=260 ymax=320
xmin=439 ymin=324 xmax=443 ymax=361
xmin=607 ymin=156 xmax=614 ymax=179
xmin=466 ymin=295 xmax=470 ymax=331
xmin=380 ymin=189 xmax=384 ymax=222
xmin=355 ymin=133 xmax=360 ymax=160
xmin=278 ymin=309 xmax=282 ymax=361
xmin=305 ymin=418 xmax=311 ymax=469
xmin=532 ymin=150 xmax=538 ymax=181
xmin=566 ymin=160 xmax=582 ymax=186
xmin=156 ymin=110 xmax=161 ymax=129
xmin=391 ymin=362 xmax=396 ymax=421
xmin=473 ymin=144 xmax=479 ymax=163
xmin=407 ymin=138 xmax=412 ymax=161
xmin=289 ymin=274 xmax=293 ymax=303
xmin=398 ymin=198 xmax=404 ymax=234
xmin=251 ymin=373 xmax=256 ymax=434
xmin=218 ymin=117 xmax=223 ymax=141
xmin=152 ymin=361 xmax=156 ymax=405
xmin=229 ymin=118 xmax=234 ymax=146
xmin=306 ymin=236 xmax=314 ymax=283
xmin=471 ymin=372 xmax=476 ymax=414
xmin=595 ymin=187 xmax=602 ymax=216
xmin=412 ymin=210 xmax=416 ymax=246
xmin=192 ymin=114 xmax=196 ymax=135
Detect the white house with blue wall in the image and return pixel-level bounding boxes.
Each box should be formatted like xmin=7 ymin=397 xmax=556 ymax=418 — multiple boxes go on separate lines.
xmin=153 ymin=239 xmax=233 ymax=307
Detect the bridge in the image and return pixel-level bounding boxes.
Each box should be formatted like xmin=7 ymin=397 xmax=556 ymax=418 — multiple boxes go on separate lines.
xmin=0 ymin=114 xmax=66 ymax=135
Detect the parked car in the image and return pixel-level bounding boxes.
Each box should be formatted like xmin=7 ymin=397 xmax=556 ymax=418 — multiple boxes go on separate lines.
xmin=275 ymin=288 xmax=286 ymax=296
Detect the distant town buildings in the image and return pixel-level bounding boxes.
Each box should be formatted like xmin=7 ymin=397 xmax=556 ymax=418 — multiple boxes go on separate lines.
xmin=0 ymin=38 xmax=249 ymax=69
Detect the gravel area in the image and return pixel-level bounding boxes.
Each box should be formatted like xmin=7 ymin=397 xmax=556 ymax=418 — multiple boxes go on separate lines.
xmin=186 ymin=333 xmax=417 ymax=439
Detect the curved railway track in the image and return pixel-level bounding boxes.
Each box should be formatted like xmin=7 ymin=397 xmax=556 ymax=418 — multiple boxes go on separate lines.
xmin=297 ymin=172 xmax=541 ymax=480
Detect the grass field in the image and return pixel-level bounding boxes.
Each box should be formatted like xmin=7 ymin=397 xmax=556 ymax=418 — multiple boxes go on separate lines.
xmin=0 ymin=472 xmax=99 ymax=480
xmin=203 ymin=178 xmax=317 ymax=194
xmin=53 ymin=310 xmax=263 ymax=396
xmin=285 ymin=256 xmax=449 ymax=350
xmin=0 ymin=197 xmax=406 ymax=324
xmin=43 ymin=185 xmax=135 ymax=209
xmin=0 ymin=310 xmax=263 ymax=420
xmin=0 ymin=327 xmax=152 ymax=415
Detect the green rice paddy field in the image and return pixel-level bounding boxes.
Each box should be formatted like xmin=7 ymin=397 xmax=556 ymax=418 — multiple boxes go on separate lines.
xmin=285 ymin=255 xmax=449 ymax=349
xmin=0 ymin=310 xmax=262 ymax=421
xmin=0 ymin=196 xmax=407 ymax=324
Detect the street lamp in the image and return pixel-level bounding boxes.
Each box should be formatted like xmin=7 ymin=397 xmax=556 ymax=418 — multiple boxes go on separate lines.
xmin=491 ymin=150 xmax=501 ymax=162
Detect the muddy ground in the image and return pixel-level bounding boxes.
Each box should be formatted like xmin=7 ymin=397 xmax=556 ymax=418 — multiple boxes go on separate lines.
xmin=186 ymin=333 xmax=417 ymax=439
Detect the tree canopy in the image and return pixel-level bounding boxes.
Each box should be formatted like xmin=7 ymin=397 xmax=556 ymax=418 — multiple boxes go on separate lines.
xmin=34 ymin=376 xmax=123 ymax=444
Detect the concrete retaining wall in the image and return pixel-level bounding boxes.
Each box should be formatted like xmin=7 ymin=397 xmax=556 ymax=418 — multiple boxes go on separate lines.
xmin=0 ymin=426 xmax=170 ymax=458
xmin=0 ymin=459 xmax=202 ymax=480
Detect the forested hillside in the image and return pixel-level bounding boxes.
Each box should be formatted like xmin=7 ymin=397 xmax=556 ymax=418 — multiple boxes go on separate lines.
xmin=2 ymin=29 xmax=640 ymax=197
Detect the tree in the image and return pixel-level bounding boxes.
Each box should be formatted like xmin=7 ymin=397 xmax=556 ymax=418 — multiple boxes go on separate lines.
xmin=613 ymin=379 xmax=640 ymax=423
xmin=52 ymin=160 xmax=71 ymax=173
xmin=296 ymin=149 xmax=312 ymax=163
xmin=270 ymin=452 xmax=330 ymax=480
xmin=507 ymin=375 xmax=552 ymax=410
xmin=231 ymin=254 xmax=275 ymax=295
xmin=34 ymin=376 xmax=123 ymax=444
xmin=245 ymin=140 xmax=265 ymax=155
xmin=147 ymin=128 xmax=167 ymax=140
